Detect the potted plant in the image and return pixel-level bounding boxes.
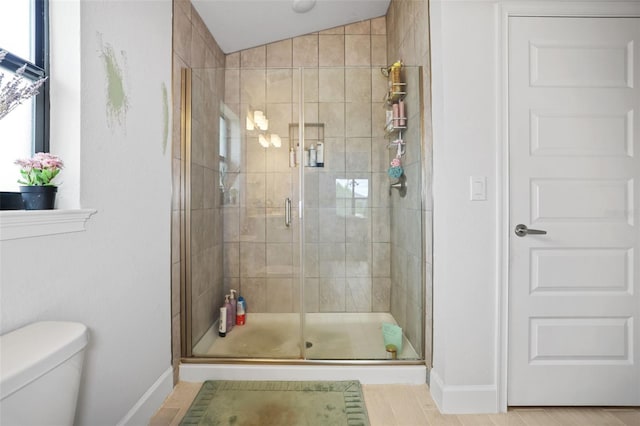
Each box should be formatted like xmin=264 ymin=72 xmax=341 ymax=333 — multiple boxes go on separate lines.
xmin=14 ymin=153 xmax=64 ymax=210
xmin=0 ymin=49 xmax=51 ymax=210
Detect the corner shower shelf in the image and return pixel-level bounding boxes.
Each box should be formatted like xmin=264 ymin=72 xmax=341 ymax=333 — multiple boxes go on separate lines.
xmin=384 ymin=121 xmax=407 ymax=137
xmin=384 ymin=83 xmax=407 ymax=105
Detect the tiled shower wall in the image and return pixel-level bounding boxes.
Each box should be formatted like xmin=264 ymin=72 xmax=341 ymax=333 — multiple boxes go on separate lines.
xmin=222 ymin=18 xmax=393 ymax=314
xmin=171 ymin=0 xmax=225 ymax=382
xmin=386 ymin=0 xmax=433 ymax=366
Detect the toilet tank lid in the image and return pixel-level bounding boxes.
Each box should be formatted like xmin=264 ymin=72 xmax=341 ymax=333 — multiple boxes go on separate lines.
xmin=0 ymin=321 xmax=89 ymax=400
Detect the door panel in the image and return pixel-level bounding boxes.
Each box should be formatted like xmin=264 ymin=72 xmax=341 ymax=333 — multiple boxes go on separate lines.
xmin=508 ymin=17 xmax=640 ymax=405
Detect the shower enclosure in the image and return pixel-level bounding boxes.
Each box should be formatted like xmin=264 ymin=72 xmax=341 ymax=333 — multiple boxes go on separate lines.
xmin=181 ymin=64 xmax=424 ymax=363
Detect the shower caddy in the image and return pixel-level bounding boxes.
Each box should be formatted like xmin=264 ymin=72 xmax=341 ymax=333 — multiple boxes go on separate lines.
xmin=382 ymin=61 xmax=407 ymax=188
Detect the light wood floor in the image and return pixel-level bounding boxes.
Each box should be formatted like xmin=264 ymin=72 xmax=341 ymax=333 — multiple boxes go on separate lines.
xmin=150 ymin=382 xmax=640 ymax=426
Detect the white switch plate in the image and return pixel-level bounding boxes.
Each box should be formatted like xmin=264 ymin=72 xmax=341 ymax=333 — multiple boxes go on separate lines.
xmin=470 ymin=176 xmax=487 ymax=201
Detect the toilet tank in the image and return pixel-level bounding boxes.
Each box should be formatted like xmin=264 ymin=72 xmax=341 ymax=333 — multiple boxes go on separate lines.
xmin=0 ymin=321 xmax=89 ymax=426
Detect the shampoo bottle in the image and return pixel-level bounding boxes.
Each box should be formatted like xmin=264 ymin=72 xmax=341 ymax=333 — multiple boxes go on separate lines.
xmin=219 ymin=306 xmax=227 ymax=337
xmin=236 ymin=295 xmax=246 ymax=325
xmin=224 ymin=295 xmax=234 ymax=332
xmin=316 ymin=142 xmax=324 ymax=167
xmin=309 ymin=144 xmax=317 ymax=167
xmin=289 ymin=147 xmax=296 ymax=168
xmin=229 ymin=289 xmax=237 ymax=327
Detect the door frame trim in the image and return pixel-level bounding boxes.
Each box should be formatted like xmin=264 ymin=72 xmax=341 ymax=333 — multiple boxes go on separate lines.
xmin=496 ymin=1 xmax=640 ymax=411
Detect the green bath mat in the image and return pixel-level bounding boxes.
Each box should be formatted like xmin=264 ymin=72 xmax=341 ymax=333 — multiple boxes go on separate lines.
xmin=179 ymin=380 xmax=370 ymax=426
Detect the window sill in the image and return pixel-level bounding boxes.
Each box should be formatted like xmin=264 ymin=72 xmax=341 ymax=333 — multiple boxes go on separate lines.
xmin=0 ymin=209 xmax=97 ymax=241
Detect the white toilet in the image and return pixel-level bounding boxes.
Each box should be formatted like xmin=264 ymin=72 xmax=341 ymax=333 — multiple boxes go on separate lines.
xmin=0 ymin=321 xmax=89 ymax=425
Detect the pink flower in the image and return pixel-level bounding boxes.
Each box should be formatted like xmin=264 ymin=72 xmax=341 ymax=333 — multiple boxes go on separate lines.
xmin=14 ymin=152 xmax=64 ymax=186
xmin=390 ymin=158 xmax=401 ymax=167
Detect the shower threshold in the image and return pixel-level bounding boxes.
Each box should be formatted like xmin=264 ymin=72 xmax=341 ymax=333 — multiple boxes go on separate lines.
xmin=192 ymin=312 xmax=420 ymax=360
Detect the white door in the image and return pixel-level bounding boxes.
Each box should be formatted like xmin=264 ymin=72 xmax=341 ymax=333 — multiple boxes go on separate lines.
xmin=508 ymin=17 xmax=640 ymax=405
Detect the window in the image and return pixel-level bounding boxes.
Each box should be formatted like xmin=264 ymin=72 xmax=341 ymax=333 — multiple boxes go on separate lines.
xmin=0 ymin=0 xmax=49 ymax=191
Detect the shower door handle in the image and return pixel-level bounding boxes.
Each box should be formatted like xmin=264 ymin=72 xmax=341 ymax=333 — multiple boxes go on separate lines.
xmin=285 ymin=198 xmax=291 ymax=227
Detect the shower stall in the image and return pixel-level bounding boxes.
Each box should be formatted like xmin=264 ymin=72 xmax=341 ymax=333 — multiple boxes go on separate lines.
xmin=180 ymin=64 xmax=425 ymax=365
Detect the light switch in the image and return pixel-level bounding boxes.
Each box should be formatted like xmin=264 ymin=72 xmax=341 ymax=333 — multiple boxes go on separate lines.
xmin=470 ymin=176 xmax=486 ymax=201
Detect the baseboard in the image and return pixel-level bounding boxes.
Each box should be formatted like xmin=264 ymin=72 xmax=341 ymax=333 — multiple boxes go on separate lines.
xmin=116 ymin=366 xmax=173 ymax=426
xmin=429 ymin=369 xmax=499 ymax=414
xmin=180 ymin=363 xmax=427 ymax=385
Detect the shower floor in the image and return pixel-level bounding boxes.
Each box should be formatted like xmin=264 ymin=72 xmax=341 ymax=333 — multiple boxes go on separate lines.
xmin=192 ymin=312 xmax=420 ymax=360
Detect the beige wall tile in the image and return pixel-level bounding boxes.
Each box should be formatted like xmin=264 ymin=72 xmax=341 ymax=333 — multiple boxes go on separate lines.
xmin=240 ymin=242 xmax=267 ymax=277
xmin=239 ymin=207 xmax=266 ymax=242
xmin=239 ymin=277 xmax=267 ymax=312
xmin=266 ymin=39 xmax=292 ymax=67
xmin=345 ymin=35 xmax=370 ymax=66
xmin=346 ymin=242 xmax=372 ymax=277
xmin=240 ymin=69 xmax=266 ymax=106
xmin=319 ymin=277 xmax=346 ymax=311
xmin=319 ymin=35 xmax=345 ymax=66
xmin=266 ymin=243 xmax=293 ymax=275
xmin=265 ymin=103 xmax=293 ymax=138
xmin=265 ymin=172 xmax=292 ymax=208
xmin=223 ymin=242 xmax=240 ymax=277
xmin=346 ymin=213 xmax=372 ymax=244
xmin=371 ymin=207 xmax=391 ymax=243
xmin=224 ymin=69 xmax=240 ymax=104
xmin=345 ymin=102 xmax=372 ymax=138
xmin=266 ymin=68 xmax=293 ymax=103
xmin=345 ymin=138 xmax=371 ymax=174
xmin=292 ymin=35 xmax=318 ymax=67
xmin=226 ymin=52 xmax=240 ymax=68
xmin=371 ymin=35 xmax=388 ymax=66
xmin=318 ymin=68 xmax=345 ymax=102
xmin=191 ymin=32 xmax=206 ymax=68
xmin=346 ymin=20 xmax=370 ymax=35
xmin=345 ymin=68 xmax=372 ymax=102
xmin=372 ymin=243 xmax=391 ymax=277
xmin=298 ymin=68 xmax=318 ymax=102
xmin=245 ymin=137 xmax=267 ymax=173
xmin=319 ymin=102 xmax=346 ymax=137
xmin=190 ymin=164 xmax=204 ymax=209
xmin=241 ymin=45 xmax=266 ymax=68
xmin=319 ymin=25 xmax=344 ymax=35
xmin=304 ymin=242 xmax=319 ymax=276
xmin=266 ymin=207 xmax=292 ymax=243
xmin=318 ymin=207 xmax=346 ymax=243
xmin=265 ymin=140 xmax=290 ymax=172
xmin=371 ymin=16 xmax=387 ymax=35
xmin=346 ymin=277 xmax=372 ymax=312
xmin=223 ymin=208 xmax=240 ymax=242
xmin=322 ymin=137 xmax=345 ymax=172
xmin=173 ymin=5 xmax=192 ymax=64
xmin=318 ymin=243 xmax=346 ymax=278
xmin=266 ymin=278 xmax=294 ymax=312
xmin=303 ymin=277 xmax=319 ymax=312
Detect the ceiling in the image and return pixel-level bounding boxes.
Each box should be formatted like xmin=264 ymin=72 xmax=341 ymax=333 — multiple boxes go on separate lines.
xmin=192 ymin=0 xmax=391 ymax=54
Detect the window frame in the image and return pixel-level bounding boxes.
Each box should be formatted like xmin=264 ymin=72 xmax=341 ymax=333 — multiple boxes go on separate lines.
xmin=0 ymin=0 xmax=49 ymax=153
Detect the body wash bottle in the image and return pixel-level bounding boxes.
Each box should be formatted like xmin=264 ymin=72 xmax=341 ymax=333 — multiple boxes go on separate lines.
xmin=229 ymin=289 xmax=237 ymax=327
xmin=236 ymin=295 xmax=246 ymax=325
xmin=224 ymin=295 xmax=234 ymax=332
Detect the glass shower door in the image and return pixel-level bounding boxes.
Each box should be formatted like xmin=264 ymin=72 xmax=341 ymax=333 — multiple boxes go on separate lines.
xmin=188 ymin=67 xmax=303 ymax=359
xmin=301 ymin=66 xmax=424 ymax=361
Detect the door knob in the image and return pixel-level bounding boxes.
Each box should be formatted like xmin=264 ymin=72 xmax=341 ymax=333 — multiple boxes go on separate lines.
xmin=514 ymin=224 xmax=547 ymax=237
